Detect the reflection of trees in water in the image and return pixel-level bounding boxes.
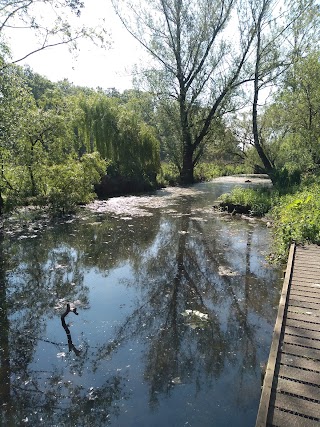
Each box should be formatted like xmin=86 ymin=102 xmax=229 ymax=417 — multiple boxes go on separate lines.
xmin=96 ymin=201 xmax=281 ymax=408
xmin=0 ymin=210 xmax=162 ymax=425
xmin=0 ymin=235 xmax=128 ymax=426
xmin=0 ymin=198 xmax=281 ymax=423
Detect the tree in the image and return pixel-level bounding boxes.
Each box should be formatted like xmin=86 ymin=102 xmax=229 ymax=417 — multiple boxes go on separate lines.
xmin=112 ymin=0 xmax=256 ymax=184
xmin=0 ymin=62 xmax=34 ymax=212
xmin=0 ymin=0 xmax=107 ymax=65
xmin=248 ymin=0 xmax=320 ymax=184
xmin=74 ymin=91 xmax=160 ymax=190
xmin=265 ymin=52 xmax=320 ymax=174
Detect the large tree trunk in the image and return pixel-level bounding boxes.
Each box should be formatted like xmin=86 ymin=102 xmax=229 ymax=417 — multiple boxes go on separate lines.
xmin=252 ymin=6 xmax=277 ymax=185
xmin=180 ymin=144 xmax=194 ymax=184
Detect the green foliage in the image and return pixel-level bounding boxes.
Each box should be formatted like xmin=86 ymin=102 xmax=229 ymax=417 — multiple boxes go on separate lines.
xmin=262 ymin=52 xmax=320 ymax=176
xmin=271 ymin=184 xmax=320 ymax=258
xmin=218 ymin=186 xmax=276 ymax=216
xmin=194 ymin=163 xmax=252 ymax=181
xmin=157 ymin=162 xmax=252 ymax=187
xmin=45 ymin=153 xmax=106 ymax=214
xmin=0 ymin=62 xmax=163 ymax=213
xmin=75 ymin=93 xmax=160 ymax=189
xmin=157 ymin=162 xmax=180 ymax=186
xmin=115 ymin=109 xmax=160 ymax=181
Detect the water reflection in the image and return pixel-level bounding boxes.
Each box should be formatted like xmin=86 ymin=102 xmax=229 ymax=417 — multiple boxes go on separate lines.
xmin=61 ymin=304 xmax=81 ymax=356
xmin=0 ymin=181 xmax=282 ymax=426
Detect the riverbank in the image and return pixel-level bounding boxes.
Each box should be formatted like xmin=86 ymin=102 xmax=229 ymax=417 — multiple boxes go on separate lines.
xmin=0 ymin=174 xmax=267 ymax=239
xmin=214 ymin=175 xmax=320 ymax=260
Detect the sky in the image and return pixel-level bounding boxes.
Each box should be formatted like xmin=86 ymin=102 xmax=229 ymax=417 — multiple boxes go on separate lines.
xmin=5 ymin=0 xmax=147 ymax=91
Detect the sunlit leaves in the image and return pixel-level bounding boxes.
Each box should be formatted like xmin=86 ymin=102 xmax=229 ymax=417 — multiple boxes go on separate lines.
xmin=272 ymin=183 xmax=320 ymax=257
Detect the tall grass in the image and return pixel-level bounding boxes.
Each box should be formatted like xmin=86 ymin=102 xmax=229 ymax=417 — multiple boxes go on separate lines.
xmin=218 ymin=186 xmax=276 ymax=216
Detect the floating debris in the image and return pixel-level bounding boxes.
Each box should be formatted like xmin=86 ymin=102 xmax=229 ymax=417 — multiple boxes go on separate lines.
xmin=181 ymin=310 xmax=209 ymax=329
xmin=218 ymin=266 xmax=239 ymax=277
xmin=57 ymin=352 xmax=66 ymax=358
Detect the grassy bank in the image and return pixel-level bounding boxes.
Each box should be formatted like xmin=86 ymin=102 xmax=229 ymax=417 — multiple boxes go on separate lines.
xmin=218 ymin=180 xmax=320 ymax=260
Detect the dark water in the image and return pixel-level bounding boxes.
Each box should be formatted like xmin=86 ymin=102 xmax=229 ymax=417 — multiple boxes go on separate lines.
xmin=0 ymin=180 xmax=282 ymax=427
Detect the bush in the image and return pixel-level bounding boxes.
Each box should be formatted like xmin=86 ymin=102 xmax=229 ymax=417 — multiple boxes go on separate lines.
xmin=271 ymin=184 xmax=320 ymax=258
xmin=194 ymin=162 xmax=252 ymax=182
xmin=157 ymin=162 xmax=180 ymax=186
xmin=45 ymin=152 xmax=106 ymax=215
xmin=218 ymin=186 xmax=276 ymax=216
xmin=157 ymin=162 xmax=253 ymax=186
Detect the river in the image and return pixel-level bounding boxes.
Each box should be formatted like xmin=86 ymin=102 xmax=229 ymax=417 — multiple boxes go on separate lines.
xmin=0 ymin=177 xmax=282 ymax=427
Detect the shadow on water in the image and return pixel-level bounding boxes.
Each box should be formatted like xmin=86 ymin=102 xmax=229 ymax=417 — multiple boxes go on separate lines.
xmin=0 ymin=180 xmax=282 ymax=427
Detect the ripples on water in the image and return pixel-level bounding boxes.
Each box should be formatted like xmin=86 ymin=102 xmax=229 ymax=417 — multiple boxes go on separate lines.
xmin=0 ymin=179 xmax=282 ymax=427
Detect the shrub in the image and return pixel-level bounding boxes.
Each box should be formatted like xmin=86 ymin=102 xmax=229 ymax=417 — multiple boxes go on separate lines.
xmin=218 ymin=186 xmax=276 ymax=216
xmin=45 ymin=152 xmax=106 ymax=215
xmin=271 ymin=184 xmax=320 ymax=258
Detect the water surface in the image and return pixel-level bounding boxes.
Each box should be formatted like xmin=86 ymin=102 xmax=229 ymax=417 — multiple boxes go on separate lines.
xmin=0 ymin=179 xmax=282 ymax=426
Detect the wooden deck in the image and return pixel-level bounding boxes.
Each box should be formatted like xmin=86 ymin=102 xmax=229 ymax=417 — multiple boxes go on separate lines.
xmin=256 ymin=244 xmax=320 ymax=427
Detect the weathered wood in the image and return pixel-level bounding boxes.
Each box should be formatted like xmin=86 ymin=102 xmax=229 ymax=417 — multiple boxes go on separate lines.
xmin=285 ymin=318 xmax=320 ymax=332
xmin=256 ymin=244 xmax=320 ymax=427
xmin=269 ymin=407 xmax=320 ymax=427
xmin=255 ymin=244 xmax=295 ymax=427
xmin=289 ymin=292 xmax=320 ymax=303
xmin=282 ymin=342 xmax=320 ymax=361
xmin=278 ymin=364 xmax=320 ymax=385
xmin=279 ymin=352 xmax=320 ymax=372
xmin=275 ymin=377 xmax=320 ymax=401
xmin=271 ymin=393 xmax=320 ymax=419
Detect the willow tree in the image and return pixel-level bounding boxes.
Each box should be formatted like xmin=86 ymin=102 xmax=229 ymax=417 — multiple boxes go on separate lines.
xmin=74 ymin=92 xmax=160 ymax=185
xmin=112 ymin=0 xmax=256 ymax=183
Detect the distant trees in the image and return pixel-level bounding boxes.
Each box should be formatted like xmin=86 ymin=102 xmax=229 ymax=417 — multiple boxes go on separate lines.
xmin=0 ymin=63 xmax=161 ymax=215
xmin=74 ymin=91 xmax=160 ymax=193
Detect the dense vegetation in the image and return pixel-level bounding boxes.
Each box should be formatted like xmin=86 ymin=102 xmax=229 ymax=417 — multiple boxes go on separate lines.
xmin=0 ymin=66 xmax=161 ymax=214
xmin=1 ymin=0 xmax=320 ymax=260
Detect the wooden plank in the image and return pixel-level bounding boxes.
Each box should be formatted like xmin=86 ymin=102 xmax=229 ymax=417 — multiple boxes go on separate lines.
xmin=276 ymin=377 xmax=320 ymax=400
xmin=290 ymin=288 xmax=320 ymax=298
xmin=279 ymin=352 xmax=320 ymax=372
xmin=255 ymin=243 xmax=296 ymax=427
xmin=287 ymin=307 xmax=320 ymax=323
xmin=285 ymin=325 xmax=320 ymax=340
xmin=294 ymin=262 xmax=320 ymax=270
xmin=287 ymin=311 xmax=320 ymax=324
xmin=269 ymin=406 xmax=320 ymax=427
xmin=289 ymin=292 xmax=320 ymax=303
xmin=271 ymin=392 xmax=320 ymax=419
xmin=283 ymin=333 xmax=320 ymax=350
xmin=292 ymin=272 xmax=320 ymax=281
xmin=285 ymin=318 xmax=320 ymax=333
xmin=278 ymin=364 xmax=320 ymax=386
xmin=295 ymin=251 xmax=320 ymax=257
xmin=292 ymin=276 xmax=320 ymax=287
xmin=288 ymin=300 xmax=320 ymax=311
xmin=282 ymin=342 xmax=320 ymax=361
